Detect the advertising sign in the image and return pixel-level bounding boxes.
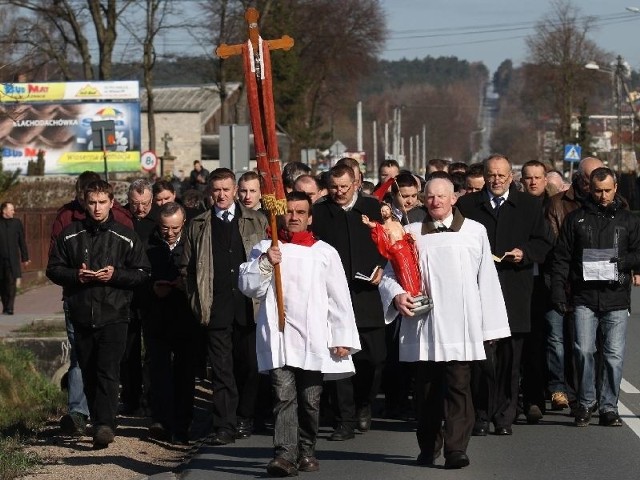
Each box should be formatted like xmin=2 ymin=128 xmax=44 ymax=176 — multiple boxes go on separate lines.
xmin=0 ymin=81 xmax=141 ymax=174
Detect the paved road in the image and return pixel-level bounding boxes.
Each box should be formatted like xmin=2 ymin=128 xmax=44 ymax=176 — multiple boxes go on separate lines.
xmin=154 ymin=288 xmax=640 ymax=480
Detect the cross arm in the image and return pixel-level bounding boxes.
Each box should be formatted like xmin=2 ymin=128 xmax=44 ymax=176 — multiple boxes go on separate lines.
xmin=216 ymin=35 xmax=294 ymax=59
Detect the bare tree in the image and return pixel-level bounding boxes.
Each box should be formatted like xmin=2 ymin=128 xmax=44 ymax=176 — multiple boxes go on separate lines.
xmin=0 ymin=0 xmax=135 ymax=80
xmin=525 ymin=0 xmax=610 ymax=160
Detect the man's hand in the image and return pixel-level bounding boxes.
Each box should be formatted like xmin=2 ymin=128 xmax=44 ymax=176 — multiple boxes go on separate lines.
xmin=393 ymin=292 xmax=416 ymax=317
xmin=78 ymin=263 xmax=94 ymax=283
xmin=332 ymin=347 xmax=350 ymax=358
xmin=266 ymin=246 xmax=282 ymax=266
xmin=503 ymin=248 xmax=524 ymax=263
xmin=553 ymin=302 xmax=567 ymax=315
xmin=370 ymin=266 xmax=383 ymax=286
xmin=93 ymin=266 xmax=114 ymax=283
xmin=153 ymin=281 xmax=173 ymax=298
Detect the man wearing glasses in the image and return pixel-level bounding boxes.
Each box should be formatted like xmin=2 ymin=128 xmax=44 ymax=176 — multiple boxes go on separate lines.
xmin=311 ymin=162 xmax=387 ymax=441
xmin=121 ymin=179 xmax=160 ymax=416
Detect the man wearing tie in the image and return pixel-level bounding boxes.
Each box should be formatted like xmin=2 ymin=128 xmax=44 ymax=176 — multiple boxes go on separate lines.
xmin=457 ymin=154 xmax=552 ymax=436
xmin=181 ymin=168 xmax=267 ymax=445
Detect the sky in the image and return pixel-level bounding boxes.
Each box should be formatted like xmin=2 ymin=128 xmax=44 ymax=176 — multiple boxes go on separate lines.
xmin=380 ymin=0 xmax=640 ymax=73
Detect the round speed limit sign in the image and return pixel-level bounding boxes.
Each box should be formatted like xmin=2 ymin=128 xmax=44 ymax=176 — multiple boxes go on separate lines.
xmin=140 ymin=150 xmax=158 ymax=171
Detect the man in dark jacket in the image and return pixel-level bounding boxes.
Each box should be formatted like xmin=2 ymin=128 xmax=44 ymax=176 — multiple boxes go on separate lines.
xmin=0 ymin=201 xmax=29 ymax=315
xmin=47 ymin=180 xmax=150 ymax=449
xmin=145 ymin=202 xmax=198 ymax=445
xmin=551 ymin=167 xmax=640 ymax=428
xmin=457 ymin=154 xmax=552 ymax=436
xmin=311 ymin=163 xmax=387 ymax=441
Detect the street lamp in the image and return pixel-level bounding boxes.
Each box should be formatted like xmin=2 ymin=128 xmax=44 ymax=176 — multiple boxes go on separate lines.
xmin=585 ymin=56 xmax=627 ymax=173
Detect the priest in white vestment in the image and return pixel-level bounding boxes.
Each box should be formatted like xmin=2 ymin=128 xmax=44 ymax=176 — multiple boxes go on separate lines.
xmin=239 ymin=191 xmax=360 ymax=477
xmin=379 ymin=177 xmax=510 ymax=470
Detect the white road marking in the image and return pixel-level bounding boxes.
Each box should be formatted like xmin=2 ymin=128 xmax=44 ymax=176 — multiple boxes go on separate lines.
xmin=621 ymin=378 xmax=640 ymax=394
xmin=619 ymin=401 xmax=640 ymax=439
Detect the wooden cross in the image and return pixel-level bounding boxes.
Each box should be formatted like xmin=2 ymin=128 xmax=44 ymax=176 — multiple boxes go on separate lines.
xmin=161 ymin=132 xmax=173 ymax=156
xmin=215 ymin=7 xmax=294 ymax=59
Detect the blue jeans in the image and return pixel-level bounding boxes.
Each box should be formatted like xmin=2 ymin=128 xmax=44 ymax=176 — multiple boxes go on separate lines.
xmin=574 ymin=306 xmax=628 ymax=414
xmin=545 ymin=308 xmax=566 ymax=393
xmin=64 ymin=301 xmax=89 ymax=417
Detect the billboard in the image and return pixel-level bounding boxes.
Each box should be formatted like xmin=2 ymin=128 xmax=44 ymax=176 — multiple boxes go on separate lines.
xmin=0 ymin=81 xmax=141 ymax=174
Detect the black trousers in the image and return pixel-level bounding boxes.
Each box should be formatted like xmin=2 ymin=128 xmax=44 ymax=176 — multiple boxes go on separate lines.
xmin=522 ymin=276 xmax=548 ymax=410
xmin=0 ymin=262 xmax=16 ymax=313
xmin=332 ymin=326 xmax=386 ymax=428
xmin=207 ymin=323 xmax=259 ymax=433
xmin=75 ymin=322 xmax=128 ymax=431
xmin=415 ymin=361 xmax=473 ymax=457
xmin=119 ymin=309 xmax=142 ymax=410
xmin=381 ymin=318 xmax=413 ymax=415
xmin=147 ymin=334 xmax=197 ymax=437
xmin=473 ymin=335 xmax=525 ymax=428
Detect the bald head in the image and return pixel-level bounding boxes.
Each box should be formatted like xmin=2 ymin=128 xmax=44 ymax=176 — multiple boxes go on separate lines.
xmin=578 ymin=157 xmax=604 ymax=193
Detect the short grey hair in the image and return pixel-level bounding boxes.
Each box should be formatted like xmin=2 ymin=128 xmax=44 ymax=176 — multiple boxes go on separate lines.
xmin=128 ymin=179 xmax=153 ymax=198
xmin=159 ymin=201 xmax=186 ymax=219
xmin=424 ymin=177 xmax=455 ymax=194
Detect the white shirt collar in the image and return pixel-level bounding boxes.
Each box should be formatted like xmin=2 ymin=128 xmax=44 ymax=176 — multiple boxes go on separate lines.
xmin=215 ymin=202 xmax=237 ymax=220
xmin=342 ymin=193 xmax=358 ymax=211
xmin=488 ymin=190 xmax=509 ymax=204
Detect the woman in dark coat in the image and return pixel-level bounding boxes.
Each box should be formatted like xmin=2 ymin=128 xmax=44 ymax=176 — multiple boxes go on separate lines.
xmin=0 ymin=202 xmax=29 ymax=314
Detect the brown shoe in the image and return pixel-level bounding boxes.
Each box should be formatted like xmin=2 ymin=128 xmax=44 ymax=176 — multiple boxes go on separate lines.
xmin=551 ymin=392 xmax=569 ymax=410
xmin=266 ymin=457 xmax=298 ymax=477
xmin=298 ymin=456 xmax=319 ymax=472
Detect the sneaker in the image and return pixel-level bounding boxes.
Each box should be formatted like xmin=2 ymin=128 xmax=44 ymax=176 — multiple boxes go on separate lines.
xmin=599 ymin=411 xmax=623 ymax=427
xmin=551 ymin=392 xmax=570 ymax=410
xmin=574 ymin=406 xmax=591 ymax=427
xmin=60 ymin=412 xmax=88 ymax=436
xmin=93 ymin=425 xmax=115 ymax=449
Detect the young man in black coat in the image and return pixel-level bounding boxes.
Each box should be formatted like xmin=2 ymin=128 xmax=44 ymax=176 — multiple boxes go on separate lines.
xmin=0 ymin=202 xmax=29 ymax=314
xmin=311 ymin=163 xmax=387 ymax=441
xmin=456 ymin=154 xmax=552 ymax=436
xmin=47 ymin=180 xmax=150 ymax=449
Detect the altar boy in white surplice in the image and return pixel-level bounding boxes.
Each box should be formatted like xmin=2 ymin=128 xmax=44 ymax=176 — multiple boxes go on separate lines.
xmin=378 ymin=177 xmax=510 ymax=470
xmin=239 ymin=191 xmax=360 ymax=478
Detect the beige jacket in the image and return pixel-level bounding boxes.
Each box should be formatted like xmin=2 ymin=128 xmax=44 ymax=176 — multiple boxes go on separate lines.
xmin=181 ymin=204 xmax=267 ymax=326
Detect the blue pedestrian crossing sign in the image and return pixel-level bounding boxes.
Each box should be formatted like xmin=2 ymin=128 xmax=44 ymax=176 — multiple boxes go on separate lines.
xmin=564 ymin=144 xmax=582 ymax=162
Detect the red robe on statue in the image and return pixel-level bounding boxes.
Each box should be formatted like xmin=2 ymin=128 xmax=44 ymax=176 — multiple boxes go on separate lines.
xmin=369 ymin=223 xmax=423 ymax=298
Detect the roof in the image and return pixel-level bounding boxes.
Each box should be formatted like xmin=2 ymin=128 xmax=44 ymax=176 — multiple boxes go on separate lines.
xmin=140 ymin=83 xmax=241 ymax=126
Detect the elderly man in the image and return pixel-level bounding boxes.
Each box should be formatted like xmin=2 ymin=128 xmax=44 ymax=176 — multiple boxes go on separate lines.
xmin=457 ymin=154 xmax=552 ymax=436
xmin=380 ymin=177 xmax=510 ymax=468
xmin=239 ymin=191 xmax=361 ymax=477
xmin=552 ymin=167 xmax=640 ymax=427
xmin=182 ymin=168 xmax=267 ymax=444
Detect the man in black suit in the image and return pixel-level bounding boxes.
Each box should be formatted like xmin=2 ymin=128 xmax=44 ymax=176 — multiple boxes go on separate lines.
xmin=0 ymin=202 xmax=29 ymax=314
xmin=457 ymin=154 xmax=552 ymax=436
xmin=181 ymin=168 xmax=268 ymax=445
xmin=311 ymin=163 xmax=387 ymax=441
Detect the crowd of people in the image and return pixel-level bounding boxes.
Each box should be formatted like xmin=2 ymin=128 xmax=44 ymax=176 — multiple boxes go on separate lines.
xmin=39 ymin=152 xmax=638 ymax=475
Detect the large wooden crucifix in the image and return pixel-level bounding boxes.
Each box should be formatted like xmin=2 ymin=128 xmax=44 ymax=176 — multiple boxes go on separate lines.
xmin=216 ymin=7 xmax=294 ymax=331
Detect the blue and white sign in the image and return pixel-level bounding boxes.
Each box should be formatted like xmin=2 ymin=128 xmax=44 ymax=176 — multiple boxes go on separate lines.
xmin=564 ymin=144 xmax=582 ymax=162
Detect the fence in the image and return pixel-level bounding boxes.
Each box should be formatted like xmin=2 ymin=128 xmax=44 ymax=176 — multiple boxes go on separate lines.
xmin=15 ymin=208 xmax=58 ymax=284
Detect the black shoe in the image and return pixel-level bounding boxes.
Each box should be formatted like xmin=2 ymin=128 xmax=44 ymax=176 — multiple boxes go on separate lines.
xmin=266 ymin=457 xmax=298 ymax=477
xmin=526 ymin=404 xmax=543 ymax=424
xmin=172 ymin=433 xmax=191 ymax=446
xmin=472 ymin=420 xmax=489 ymax=436
xmin=209 ymin=429 xmax=236 ymax=445
xmin=445 ymin=451 xmax=470 ymax=469
xmin=60 ymin=412 xmax=88 ymax=436
xmin=236 ymin=417 xmax=254 ymax=439
xmin=599 ymin=411 xmax=622 ymax=427
xmin=494 ymin=426 xmax=513 ymax=436
xmin=4 ymin=309 xmax=13 ymax=315
xmin=356 ymin=405 xmax=372 ymax=432
xmin=574 ymin=406 xmax=592 ymax=427
xmin=148 ymin=422 xmax=170 ymax=441
xmin=329 ymin=424 xmax=355 ymax=441
xmin=417 ymin=448 xmax=441 ymax=466
xmin=297 ymin=456 xmax=320 ymax=472
xmin=93 ymin=425 xmax=115 ymax=449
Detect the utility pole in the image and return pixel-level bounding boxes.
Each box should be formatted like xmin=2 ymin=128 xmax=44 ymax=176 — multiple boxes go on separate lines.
xmin=615 ymin=55 xmax=623 ymax=173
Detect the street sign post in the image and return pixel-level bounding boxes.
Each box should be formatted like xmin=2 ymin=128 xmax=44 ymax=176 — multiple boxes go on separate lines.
xmin=91 ymin=120 xmax=117 ymax=180
xmin=564 ymin=144 xmax=582 ymax=163
xmin=140 ymin=150 xmax=158 ymax=172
